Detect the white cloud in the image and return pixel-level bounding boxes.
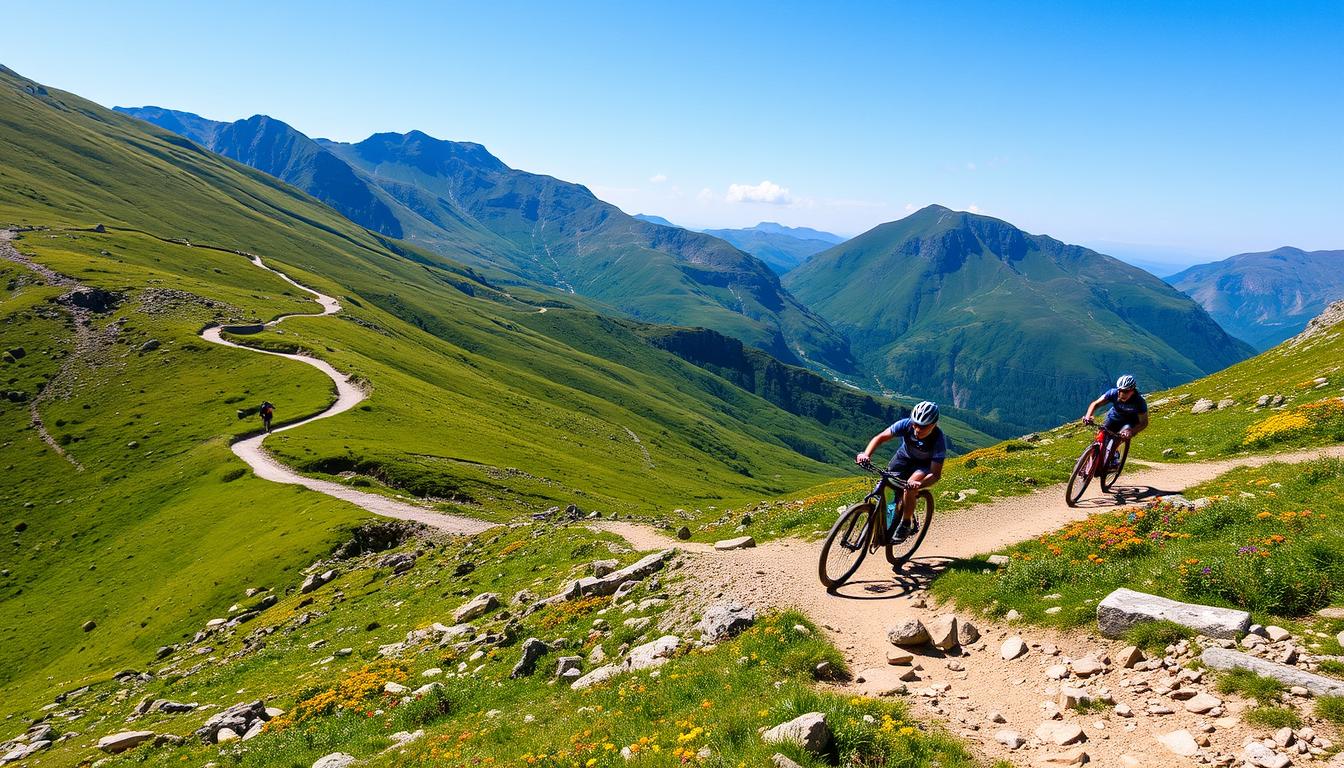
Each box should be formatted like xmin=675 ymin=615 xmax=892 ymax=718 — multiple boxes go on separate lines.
xmin=967 ymin=204 xmax=982 ymax=214
xmin=904 ymin=203 xmax=918 ymax=213
xmin=697 ymin=187 xmax=716 ymax=202
xmin=649 ymin=173 xmax=667 ymax=184
xmin=726 ymin=180 xmax=793 ymax=205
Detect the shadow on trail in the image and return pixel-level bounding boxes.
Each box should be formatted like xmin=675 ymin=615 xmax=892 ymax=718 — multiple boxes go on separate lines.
xmin=828 ymin=556 xmax=956 ymax=600
xmin=1073 ymin=483 xmax=1181 ymax=508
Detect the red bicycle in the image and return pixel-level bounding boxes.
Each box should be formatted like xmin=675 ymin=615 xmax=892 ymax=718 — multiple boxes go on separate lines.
xmin=1065 ymin=419 xmax=1130 ymax=506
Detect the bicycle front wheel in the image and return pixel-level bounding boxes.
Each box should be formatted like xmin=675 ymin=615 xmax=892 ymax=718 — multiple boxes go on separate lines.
xmin=886 ymin=490 xmax=934 ymax=567
xmin=1100 ymin=439 xmax=1130 ymax=492
xmin=818 ymin=502 xmax=875 ymax=589
xmin=1066 ymin=444 xmax=1100 ymax=507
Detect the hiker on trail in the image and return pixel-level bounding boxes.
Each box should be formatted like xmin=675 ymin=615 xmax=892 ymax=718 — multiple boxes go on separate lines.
xmin=855 ymin=400 xmax=946 ymax=541
xmin=259 ymin=401 xmax=275 ymax=433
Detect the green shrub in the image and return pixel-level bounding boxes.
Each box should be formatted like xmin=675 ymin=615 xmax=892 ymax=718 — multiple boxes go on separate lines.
xmin=1216 ymin=669 xmax=1285 ymax=706
xmin=1315 ymin=696 xmax=1344 ymax=725
xmin=1244 ymin=706 xmax=1302 ymax=729
xmin=1124 ymin=621 xmax=1195 ymax=653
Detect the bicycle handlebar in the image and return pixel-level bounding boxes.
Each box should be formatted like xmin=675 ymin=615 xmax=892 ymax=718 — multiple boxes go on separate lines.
xmin=1083 ymin=418 xmax=1130 ymax=439
xmin=857 ymin=459 xmax=911 ymax=488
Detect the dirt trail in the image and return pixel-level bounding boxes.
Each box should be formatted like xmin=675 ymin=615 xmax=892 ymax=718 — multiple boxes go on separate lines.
xmin=200 ymin=254 xmax=492 ymax=535
xmin=597 ymin=442 xmax=1344 ymax=766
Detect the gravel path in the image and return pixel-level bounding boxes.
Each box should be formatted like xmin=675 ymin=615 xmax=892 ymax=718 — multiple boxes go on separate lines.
xmin=597 ymin=442 xmax=1344 ymax=765
xmin=200 ymin=254 xmax=492 ymax=535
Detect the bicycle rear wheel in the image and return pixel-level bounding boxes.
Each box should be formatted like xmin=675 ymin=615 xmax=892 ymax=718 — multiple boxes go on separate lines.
xmin=885 ymin=490 xmax=934 ymax=567
xmin=1100 ymin=439 xmax=1130 ymax=492
xmin=1065 ymin=444 xmax=1100 ymax=507
xmin=818 ymin=502 xmax=874 ymax=589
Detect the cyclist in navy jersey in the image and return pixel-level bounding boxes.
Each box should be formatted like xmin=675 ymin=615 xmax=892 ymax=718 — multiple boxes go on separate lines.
xmin=856 ymin=401 xmax=945 ymax=541
xmin=1081 ymin=375 xmax=1149 ymax=462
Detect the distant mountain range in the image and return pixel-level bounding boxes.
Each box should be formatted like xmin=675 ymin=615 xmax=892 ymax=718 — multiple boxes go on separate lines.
xmin=1167 ymin=247 xmax=1344 ymax=350
xmin=115 ymin=107 xmax=853 ymax=372
xmin=632 ymin=216 xmax=845 ymax=275
xmin=784 ymin=205 xmax=1256 ymax=429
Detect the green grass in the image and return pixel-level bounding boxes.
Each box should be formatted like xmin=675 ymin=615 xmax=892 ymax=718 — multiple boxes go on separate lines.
xmin=1216 ymin=669 xmax=1287 ymax=707
xmin=6 ymin=524 xmax=973 ymax=768
xmin=1317 ymin=659 xmax=1344 ymax=678
xmin=929 ymin=458 xmax=1344 ymax=628
xmin=1244 ymin=706 xmax=1302 ymax=729
xmin=1315 ymin=695 xmax=1344 ymax=725
xmin=1124 ymin=621 xmax=1197 ymax=654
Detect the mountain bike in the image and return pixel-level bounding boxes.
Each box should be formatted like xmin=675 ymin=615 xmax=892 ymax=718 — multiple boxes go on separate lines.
xmin=817 ymin=461 xmax=934 ymax=589
xmin=1065 ymin=419 xmax=1131 ymax=506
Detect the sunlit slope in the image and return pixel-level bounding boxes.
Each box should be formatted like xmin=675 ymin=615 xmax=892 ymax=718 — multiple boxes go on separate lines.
xmin=785 ymin=205 xmax=1255 ymax=430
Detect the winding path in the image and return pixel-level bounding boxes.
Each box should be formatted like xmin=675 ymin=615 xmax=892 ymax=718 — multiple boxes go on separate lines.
xmin=201 ymin=255 xmax=492 ymax=535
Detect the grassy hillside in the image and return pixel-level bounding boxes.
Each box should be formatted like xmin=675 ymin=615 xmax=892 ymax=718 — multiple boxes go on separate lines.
xmin=784 ymin=205 xmax=1255 ymax=430
xmin=1168 ymin=247 xmax=1344 ymax=350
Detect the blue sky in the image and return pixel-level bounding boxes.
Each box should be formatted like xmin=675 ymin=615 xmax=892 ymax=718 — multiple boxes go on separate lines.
xmin=5 ymin=1 xmax=1340 ymax=264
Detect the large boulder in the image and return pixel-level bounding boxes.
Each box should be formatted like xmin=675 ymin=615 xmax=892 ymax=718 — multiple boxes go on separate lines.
xmin=510 ymin=638 xmax=547 ymax=679
xmin=97 ymin=731 xmax=156 ymax=754
xmin=453 ymin=593 xmax=500 ymax=623
xmin=570 ymin=664 xmax=622 ymax=690
xmin=625 ymin=636 xmax=680 ymax=670
xmin=696 ymin=602 xmax=756 ymax=642
xmin=195 ymin=700 xmax=268 ymax=744
xmin=300 ymin=569 xmax=336 ymax=594
xmin=312 ymin=754 xmax=357 ymax=768
xmin=1190 ymin=399 xmax=1216 ymax=414
xmin=1096 ymin=588 xmax=1250 ymax=639
xmin=887 ymin=617 xmax=930 ymax=646
xmin=1202 ymin=647 xmax=1344 ymax=696
xmin=927 ymin=615 xmax=958 ymax=650
xmin=762 ymin=712 xmax=831 ymax=755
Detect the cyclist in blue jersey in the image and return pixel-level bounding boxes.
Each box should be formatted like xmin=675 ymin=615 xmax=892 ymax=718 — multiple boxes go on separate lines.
xmin=1081 ymin=374 xmax=1149 ymax=464
xmin=856 ymin=401 xmax=946 ymax=541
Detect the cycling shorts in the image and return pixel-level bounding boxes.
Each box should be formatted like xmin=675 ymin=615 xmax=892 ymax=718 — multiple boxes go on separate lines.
xmin=887 ymin=455 xmax=933 ymax=479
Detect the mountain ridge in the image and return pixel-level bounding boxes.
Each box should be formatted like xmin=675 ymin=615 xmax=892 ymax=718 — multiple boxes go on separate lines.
xmin=785 ymin=205 xmax=1256 ymax=429
xmin=1167 ymin=246 xmax=1344 ymax=350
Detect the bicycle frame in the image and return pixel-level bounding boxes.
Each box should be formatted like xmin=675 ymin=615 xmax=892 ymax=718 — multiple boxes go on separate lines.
xmin=859 ymin=463 xmax=911 ymax=551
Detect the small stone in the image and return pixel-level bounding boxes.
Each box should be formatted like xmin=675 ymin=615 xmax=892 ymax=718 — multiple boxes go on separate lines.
xmin=996 ymin=729 xmax=1025 ymax=749
xmin=987 ymin=710 xmax=1007 ymax=723
xmin=927 ymin=615 xmax=959 ymax=650
xmin=1264 ymin=626 xmax=1292 ymax=642
xmin=1156 ymin=729 xmax=1199 ymax=757
xmin=1114 ymin=703 xmax=1133 ymax=717
xmin=886 ymin=648 xmax=914 ymax=665
xmin=1058 ymin=686 xmax=1091 ymax=709
xmin=888 ymin=617 xmax=930 ymax=646
xmin=713 ymin=536 xmax=755 ymax=551
xmin=384 ymin=682 xmax=409 ymax=694
xmin=1117 ymin=645 xmax=1145 ymax=668
xmin=1005 ymin=609 xmax=1021 ymax=621
xmin=1034 ymin=721 xmax=1085 ymax=746
xmin=676 ymin=526 xmax=691 ymax=540
xmin=1032 ymin=747 xmax=1089 ymax=766
xmin=1001 ymin=636 xmax=1028 ymax=660
xmin=1044 ymin=606 xmax=1062 ymax=615
xmin=1184 ymin=692 xmax=1222 ymax=714
xmin=311 ymin=754 xmax=357 ymax=768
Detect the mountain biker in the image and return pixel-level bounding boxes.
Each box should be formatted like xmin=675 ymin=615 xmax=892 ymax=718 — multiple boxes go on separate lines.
xmin=259 ymin=401 xmax=275 ymax=433
xmin=1081 ymin=374 xmax=1148 ymax=464
xmin=855 ymin=401 xmax=945 ymax=541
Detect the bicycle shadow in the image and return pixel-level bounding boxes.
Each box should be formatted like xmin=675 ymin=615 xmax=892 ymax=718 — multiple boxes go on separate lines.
xmin=827 ymin=555 xmax=957 ymax=600
xmin=1074 ymin=484 xmax=1181 ymax=508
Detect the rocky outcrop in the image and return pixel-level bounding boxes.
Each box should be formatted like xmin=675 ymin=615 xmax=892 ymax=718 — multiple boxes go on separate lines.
xmin=194 ymin=700 xmax=269 ymax=744
xmin=453 ymin=593 xmax=500 ymax=623
xmin=97 ymin=731 xmax=155 ymax=754
xmin=1096 ymin=588 xmax=1250 ymax=639
xmin=696 ymin=602 xmax=756 ymax=642
xmin=1201 ymin=648 xmax=1344 ymax=696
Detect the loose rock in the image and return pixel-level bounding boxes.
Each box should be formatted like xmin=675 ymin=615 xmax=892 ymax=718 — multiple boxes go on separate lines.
xmin=762 ymin=712 xmax=831 ymax=755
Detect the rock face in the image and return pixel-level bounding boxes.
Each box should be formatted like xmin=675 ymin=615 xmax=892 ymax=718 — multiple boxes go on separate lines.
xmin=696 ymin=602 xmax=756 ymax=642
xmin=510 ymin=638 xmax=547 ymax=679
xmin=97 ymin=731 xmax=156 ymax=753
xmin=453 ymin=592 xmax=500 ymax=623
xmin=1202 ymin=647 xmax=1344 ymax=696
xmin=1096 ymin=587 xmax=1250 ymax=639
xmin=533 ymin=550 xmax=674 ymax=609
xmin=762 ymin=712 xmax=831 ymax=755
xmin=887 ymin=617 xmax=930 ymax=646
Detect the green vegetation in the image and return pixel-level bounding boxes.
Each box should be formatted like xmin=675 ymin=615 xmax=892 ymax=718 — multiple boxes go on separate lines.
xmin=785 ymin=204 xmax=1255 ymax=430
xmin=1244 ymin=706 xmax=1303 ymax=730
xmin=4 ymin=523 xmax=973 ymax=768
xmin=1315 ymin=695 xmax=1344 ymax=725
xmin=929 ymin=458 xmax=1344 ymax=626
xmin=1216 ymin=668 xmax=1286 ymax=706
xmin=1123 ymin=620 xmax=1197 ymax=654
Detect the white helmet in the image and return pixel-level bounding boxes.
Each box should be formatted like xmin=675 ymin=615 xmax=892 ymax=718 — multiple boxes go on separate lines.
xmin=910 ymin=401 xmax=939 ymax=426
xmin=1116 ymin=374 xmax=1137 ymax=390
